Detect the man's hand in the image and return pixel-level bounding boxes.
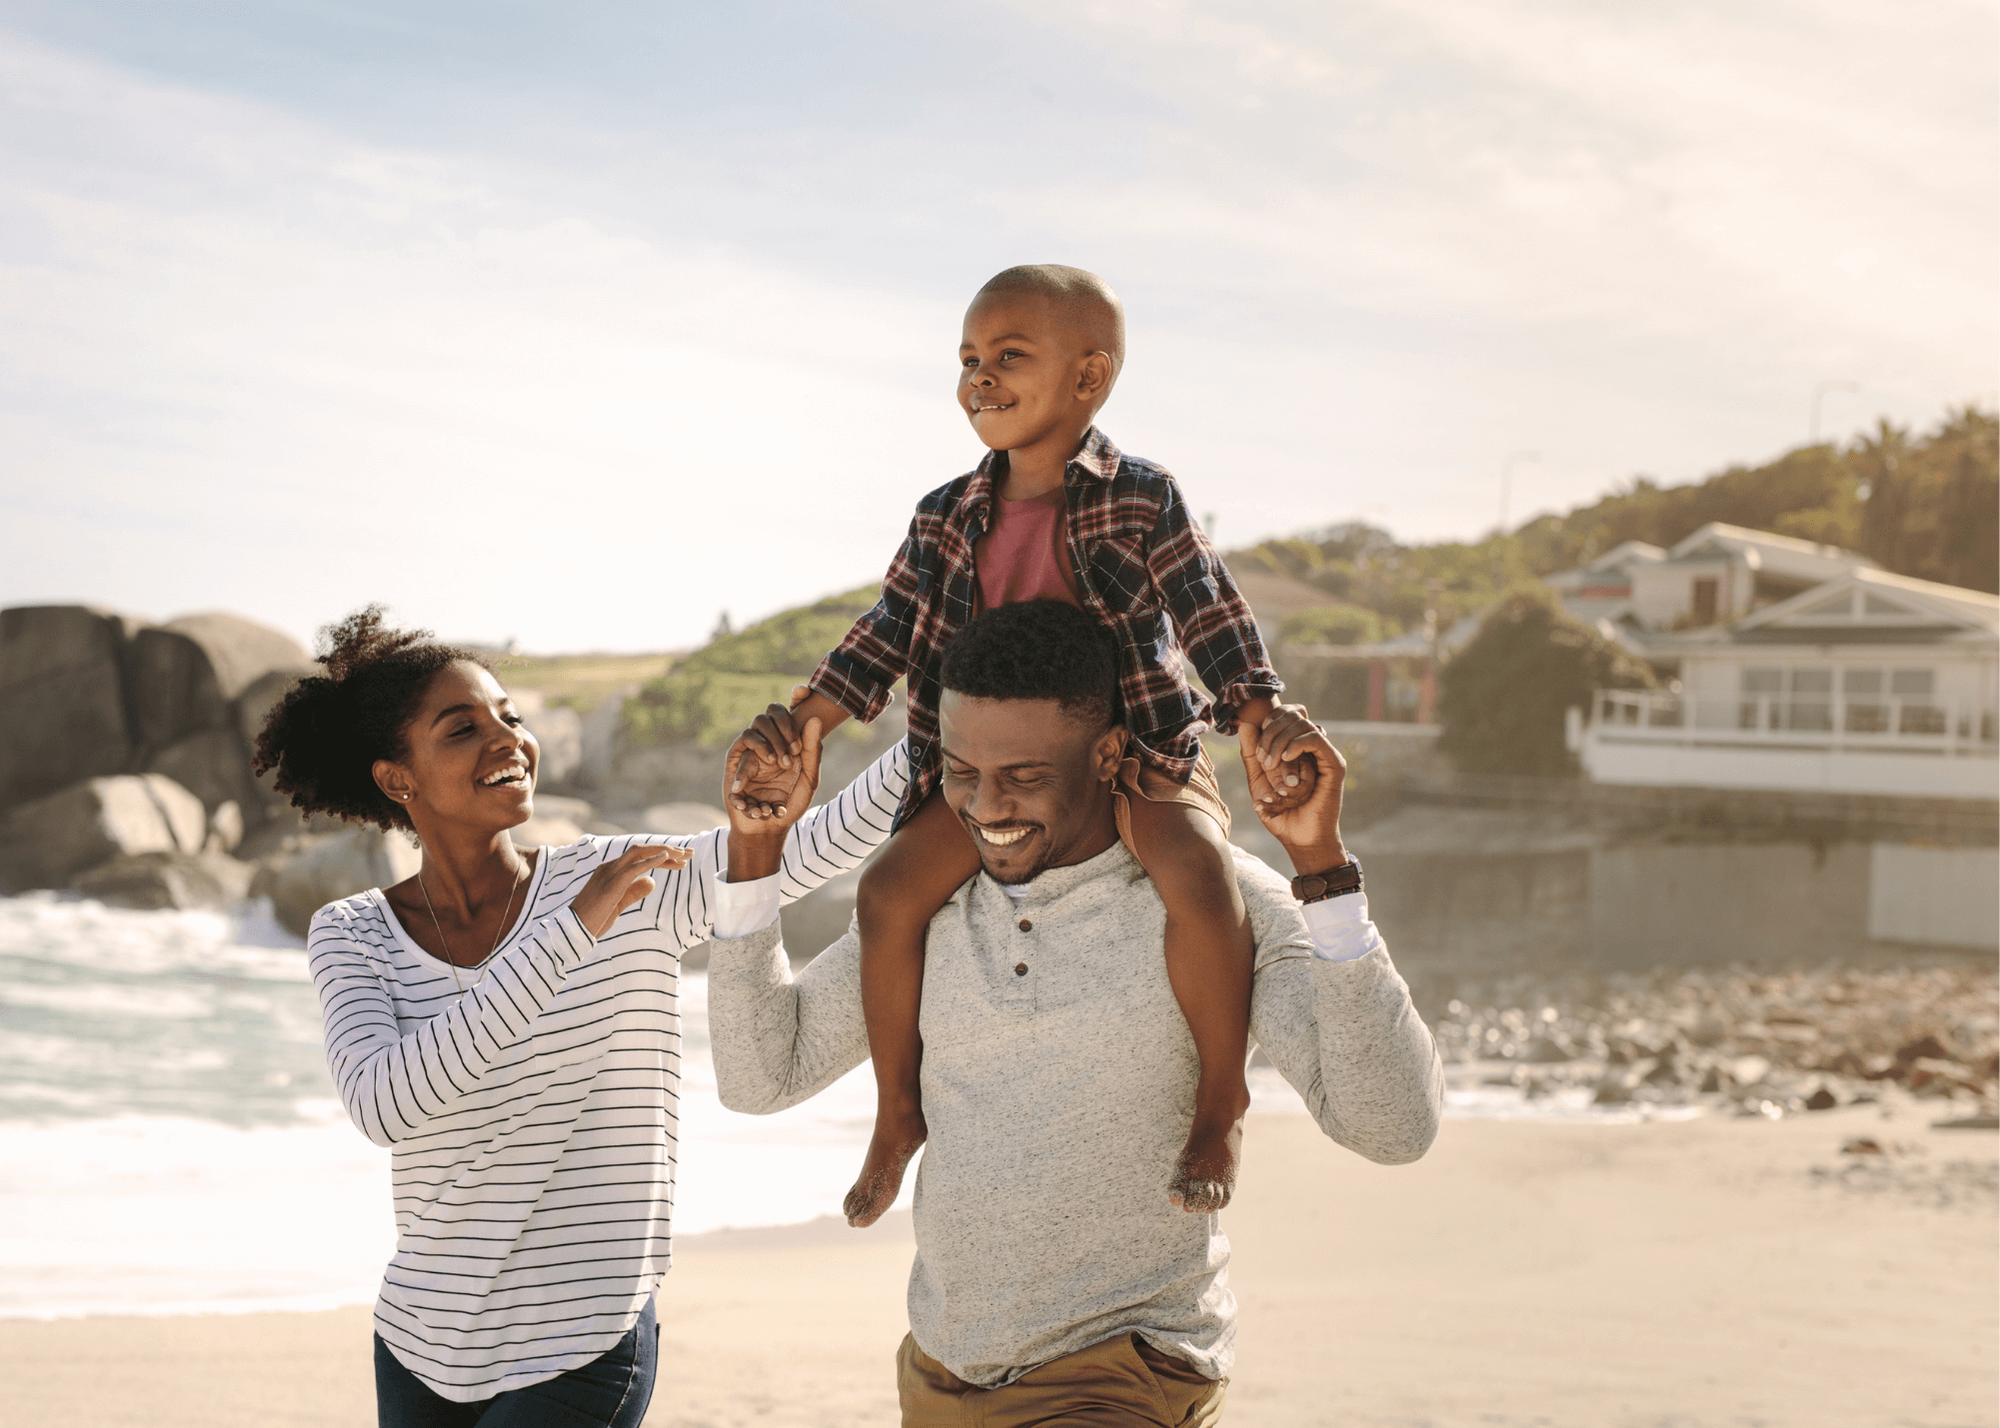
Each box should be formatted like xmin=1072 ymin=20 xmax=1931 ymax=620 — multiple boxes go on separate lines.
xmin=724 ymin=702 xmax=824 ymax=881
xmin=1239 ymin=709 xmax=1349 ymax=874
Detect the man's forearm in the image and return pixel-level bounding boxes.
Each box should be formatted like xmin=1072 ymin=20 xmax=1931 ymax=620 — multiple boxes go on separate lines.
xmin=727 ymin=830 xmax=786 ymax=883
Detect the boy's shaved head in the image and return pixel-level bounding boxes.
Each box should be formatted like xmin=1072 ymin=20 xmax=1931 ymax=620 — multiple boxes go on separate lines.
xmin=974 ymin=264 xmax=1125 ymax=378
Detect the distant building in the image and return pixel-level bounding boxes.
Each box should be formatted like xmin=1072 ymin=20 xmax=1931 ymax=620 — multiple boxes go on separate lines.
xmin=1545 ymin=523 xmax=1884 ymax=664
xmin=1577 ymin=562 xmax=1999 ymax=800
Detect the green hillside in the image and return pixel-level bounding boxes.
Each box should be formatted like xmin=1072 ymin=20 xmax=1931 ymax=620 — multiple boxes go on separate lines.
xmin=624 ymin=584 xmax=884 ymax=747
xmin=1233 ymin=405 xmax=1998 ymax=635
xmin=620 ymin=404 xmax=1995 ymax=747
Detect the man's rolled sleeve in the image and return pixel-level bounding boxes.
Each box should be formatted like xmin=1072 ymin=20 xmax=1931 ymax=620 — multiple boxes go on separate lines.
xmin=711 ymin=873 xmax=781 ymax=940
xmin=1301 ymin=893 xmax=1386 ymax=963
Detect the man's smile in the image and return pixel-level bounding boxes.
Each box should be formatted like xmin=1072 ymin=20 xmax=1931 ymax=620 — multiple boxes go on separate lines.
xmin=971 ymin=822 xmax=1032 ymax=847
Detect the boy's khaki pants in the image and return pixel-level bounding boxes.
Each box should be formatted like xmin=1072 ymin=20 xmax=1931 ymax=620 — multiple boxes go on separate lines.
xmin=896 ymin=1331 xmax=1226 ymax=1427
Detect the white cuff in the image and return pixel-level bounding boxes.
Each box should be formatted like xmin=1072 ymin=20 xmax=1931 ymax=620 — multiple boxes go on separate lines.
xmin=711 ymin=873 xmax=782 ymax=940
xmin=1301 ymin=891 xmax=1385 ymax=963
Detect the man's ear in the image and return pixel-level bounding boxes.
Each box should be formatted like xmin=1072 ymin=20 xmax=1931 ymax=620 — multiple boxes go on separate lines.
xmin=374 ymin=759 xmax=415 ymax=807
xmin=1093 ymin=725 xmax=1129 ymax=782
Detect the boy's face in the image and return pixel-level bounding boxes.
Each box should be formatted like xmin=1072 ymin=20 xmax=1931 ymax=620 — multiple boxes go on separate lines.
xmin=956 ymin=292 xmax=1111 ymax=453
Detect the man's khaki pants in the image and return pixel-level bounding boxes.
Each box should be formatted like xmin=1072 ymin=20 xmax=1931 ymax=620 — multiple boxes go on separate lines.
xmin=896 ymin=1332 xmax=1226 ymax=1427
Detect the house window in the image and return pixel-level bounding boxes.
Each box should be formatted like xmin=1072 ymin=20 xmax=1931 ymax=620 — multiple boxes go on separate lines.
xmin=1843 ymin=669 xmax=1888 ymax=733
xmin=1739 ymin=667 xmax=1782 ymax=729
xmin=1892 ymin=668 xmax=1945 ymax=734
xmin=1786 ymin=668 xmax=1833 ymax=732
xmin=1692 ymin=578 xmax=1719 ymax=625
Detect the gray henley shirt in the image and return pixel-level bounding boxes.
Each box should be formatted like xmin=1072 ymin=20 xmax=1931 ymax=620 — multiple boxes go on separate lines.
xmin=706 ymin=841 xmax=1441 ymax=1387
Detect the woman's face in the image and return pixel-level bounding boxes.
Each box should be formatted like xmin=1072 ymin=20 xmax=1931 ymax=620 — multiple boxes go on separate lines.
xmin=375 ymin=661 xmax=540 ymax=836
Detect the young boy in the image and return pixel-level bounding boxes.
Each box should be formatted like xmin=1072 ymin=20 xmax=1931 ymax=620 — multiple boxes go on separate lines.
xmin=727 ymin=264 xmax=1317 ymax=1228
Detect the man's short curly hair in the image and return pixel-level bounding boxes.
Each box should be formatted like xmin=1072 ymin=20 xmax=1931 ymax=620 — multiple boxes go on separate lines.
xmin=251 ymin=606 xmax=489 ymax=831
xmin=939 ymin=600 xmax=1118 ymax=729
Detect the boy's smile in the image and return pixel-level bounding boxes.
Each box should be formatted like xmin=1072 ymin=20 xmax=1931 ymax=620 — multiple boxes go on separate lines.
xmin=957 ymin=290 xmax=1116 ymax=497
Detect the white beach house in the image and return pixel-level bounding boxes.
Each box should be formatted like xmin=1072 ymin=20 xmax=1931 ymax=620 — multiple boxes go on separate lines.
xmin=1576 ymin=565 xmax=1999 ymax=801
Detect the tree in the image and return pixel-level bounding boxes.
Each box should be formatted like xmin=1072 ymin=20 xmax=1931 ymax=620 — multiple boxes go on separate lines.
xmin=1437 ymin=590 xmax=1654 ymax=778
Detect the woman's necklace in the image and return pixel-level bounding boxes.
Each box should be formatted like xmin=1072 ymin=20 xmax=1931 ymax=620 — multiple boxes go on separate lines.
xmin=417 ymin=862 xmax=526 ymax=996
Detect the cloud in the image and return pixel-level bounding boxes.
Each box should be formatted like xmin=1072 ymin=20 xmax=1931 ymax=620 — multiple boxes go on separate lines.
xmin=0 ymin=35 xmax=967 ymax=650
xmin=0 ymin=3 xmax=1992 ymax=651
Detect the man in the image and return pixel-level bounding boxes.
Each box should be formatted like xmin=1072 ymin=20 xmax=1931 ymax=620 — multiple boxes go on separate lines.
xmin=710 ymin=600 xmax=1442 ymax=1426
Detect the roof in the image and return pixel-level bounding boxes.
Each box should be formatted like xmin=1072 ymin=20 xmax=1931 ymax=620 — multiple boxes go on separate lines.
xmin=1658 ymin=566 xmax=1998 ymax=654
xmin=1543 ymin=540 xmax=1666 ymax=593
xmin=1734 ymin=566 xmax=1998 ymax=634
xmin=1662 ymin=522 xmax=1879 ymax=584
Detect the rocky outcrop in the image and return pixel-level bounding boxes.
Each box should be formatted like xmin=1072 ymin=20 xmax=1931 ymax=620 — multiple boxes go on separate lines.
xmin=0 ymin=606 xmax=143 ymax=808
xmin=72 ymin=850 xmax=257 ymax=910
xmin=0 ymin=774 xmax=208 ymax=890
xmin=147 ymin=728 xmax=268 ymax=821
xmin=127 ymin=613 xmax=311 ymax=756
xmin=252 ymin=825 xmax=422 ymax=937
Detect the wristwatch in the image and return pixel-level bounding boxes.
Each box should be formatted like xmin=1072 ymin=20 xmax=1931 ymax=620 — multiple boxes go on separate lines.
xmin=1290 ymin=858 xmax=1362 ymax=905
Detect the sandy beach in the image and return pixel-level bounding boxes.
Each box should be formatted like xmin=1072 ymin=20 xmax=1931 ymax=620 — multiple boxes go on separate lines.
xmin=3 ymin=1103 xmax=1992 ymax=1428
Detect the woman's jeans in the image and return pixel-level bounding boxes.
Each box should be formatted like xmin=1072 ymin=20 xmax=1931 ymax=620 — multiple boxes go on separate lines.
xmin=374 ymin=1299 xmax=657 ymax=1427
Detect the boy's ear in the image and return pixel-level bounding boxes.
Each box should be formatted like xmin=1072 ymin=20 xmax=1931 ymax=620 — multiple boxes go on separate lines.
xmin=1075 ymin=350 xmax=1115 ymax=405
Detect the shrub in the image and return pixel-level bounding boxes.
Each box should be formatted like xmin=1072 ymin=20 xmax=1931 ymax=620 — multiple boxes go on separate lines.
xmin=1438 ymin=590 xmax=1654 ymax=777
xmin=624 ymin=584 xmax=883 ymax=747
xmin=1278 ymin=605 xmax=1385 ymax=646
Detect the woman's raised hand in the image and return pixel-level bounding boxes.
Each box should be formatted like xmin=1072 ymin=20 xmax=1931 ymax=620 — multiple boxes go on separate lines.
xmin=725 ymin=701 xmax=824 ymax=832
xmin=570 ymin=843 xmax=692 ymax=939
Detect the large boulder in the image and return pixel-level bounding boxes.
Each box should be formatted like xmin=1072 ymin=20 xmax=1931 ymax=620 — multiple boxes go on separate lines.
xmin=72 ymin=850 xmax=256 ymax=910
xmin=0 ymin=774 xmax=207 ymax=890
xmin=128 ymin=613 xmax=310 ymax=755
xmin=147 ymin=728 xmax=265 ymax=820
xmin=0 ymin=605 xmax=141 ymax=809
xmin=252 ymin=825 xmax=422 ymax=938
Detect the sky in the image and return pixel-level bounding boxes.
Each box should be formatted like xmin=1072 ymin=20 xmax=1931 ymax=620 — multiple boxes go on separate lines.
xmin=0 ymin=0 xmax=1993 ymax=653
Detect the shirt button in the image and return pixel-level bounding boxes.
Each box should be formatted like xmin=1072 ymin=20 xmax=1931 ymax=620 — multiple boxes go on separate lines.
xmin=1018 ymin=918 xmax=1032 ymax=932
xmin=1014 ymin=962 xmax=1029 ymax=976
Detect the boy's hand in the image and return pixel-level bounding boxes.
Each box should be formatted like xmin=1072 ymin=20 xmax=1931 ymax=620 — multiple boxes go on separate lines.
xmin=725 ymin=701 xmax=824 ymax=828
xmin=726 ymin=684 xmax=813 ymax=802
xmin=1240 ymin=702 xmax=1321 ymax=816
xmin=1239 ymin=711 xmax=1349 ymax=872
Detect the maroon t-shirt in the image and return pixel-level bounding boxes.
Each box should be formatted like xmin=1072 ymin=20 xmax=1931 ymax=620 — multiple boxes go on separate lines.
xmin=973 ymin=486 xmax=1083 ymax=612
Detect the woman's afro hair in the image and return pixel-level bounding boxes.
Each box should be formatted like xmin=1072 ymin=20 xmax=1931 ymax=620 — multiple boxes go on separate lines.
xmin=938 ymin=600 xmax=1119 ymax=728
xmin=251 ymin=606 xmax=489 ymax=832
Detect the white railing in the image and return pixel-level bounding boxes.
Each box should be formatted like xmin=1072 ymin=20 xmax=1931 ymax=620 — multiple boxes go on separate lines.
xmin=1590 ymin=689 xmax=1998 ymax=757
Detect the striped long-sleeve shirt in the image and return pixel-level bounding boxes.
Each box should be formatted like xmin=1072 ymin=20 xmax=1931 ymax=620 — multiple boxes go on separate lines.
xmin=307 ymin=743 xmax=909 ymax=1402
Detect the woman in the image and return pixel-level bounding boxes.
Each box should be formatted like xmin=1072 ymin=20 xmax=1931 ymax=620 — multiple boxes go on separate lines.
xmin=255 ymin=608 xmax=906 ymax=1425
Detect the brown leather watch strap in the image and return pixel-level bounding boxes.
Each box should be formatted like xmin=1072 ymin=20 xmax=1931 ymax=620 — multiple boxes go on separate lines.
xmin=1290 ymin=858 xmax=1363 ymax=904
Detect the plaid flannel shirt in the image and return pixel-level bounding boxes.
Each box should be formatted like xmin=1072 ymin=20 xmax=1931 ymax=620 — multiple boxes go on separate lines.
xmin=808 ymin=428 xmax=1282 ymax=827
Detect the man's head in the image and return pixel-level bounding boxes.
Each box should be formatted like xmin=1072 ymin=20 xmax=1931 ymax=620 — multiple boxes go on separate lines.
xmin=938 ymin=600 xmax=1126 ymax=884
xmin=958 ymin=265 xmax=1125 ymax=455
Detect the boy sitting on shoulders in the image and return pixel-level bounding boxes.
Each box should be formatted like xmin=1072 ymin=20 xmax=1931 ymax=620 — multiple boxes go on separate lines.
xmin=729 ymin=263 xmax=1316 ymax=1228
